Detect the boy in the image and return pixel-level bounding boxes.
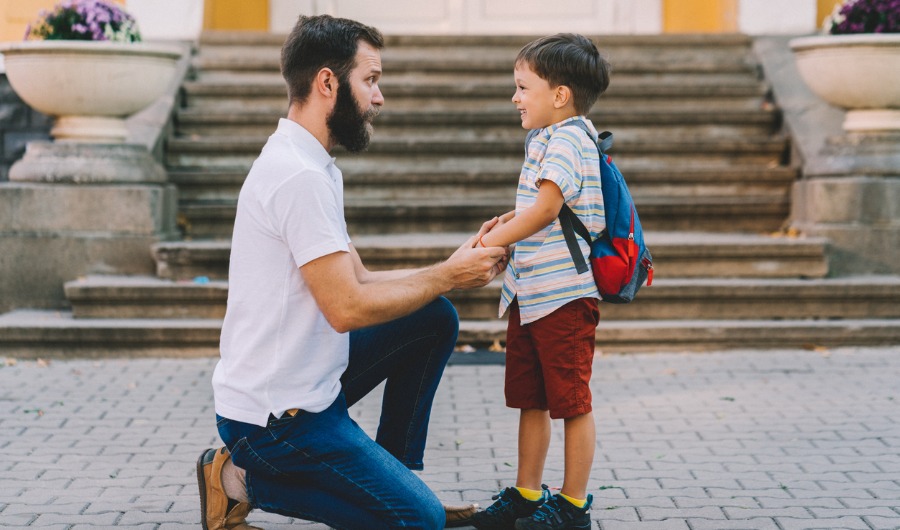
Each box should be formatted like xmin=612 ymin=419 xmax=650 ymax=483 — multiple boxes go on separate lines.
xmin=470 ymin=33 xmax=611 ymax=530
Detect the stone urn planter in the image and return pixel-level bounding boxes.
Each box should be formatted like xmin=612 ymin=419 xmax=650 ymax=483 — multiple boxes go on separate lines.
xmin=790 ymin=34 xmax=900 ymax=132
xmin=0 ymin=40 xmax=182 ymax=143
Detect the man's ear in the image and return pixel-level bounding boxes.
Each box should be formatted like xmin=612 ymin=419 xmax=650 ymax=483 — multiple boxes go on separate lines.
xmin=554 ymin=85 xmax=572 ymax=109
xmin=316 ymin=67 xmax=338 ymax=98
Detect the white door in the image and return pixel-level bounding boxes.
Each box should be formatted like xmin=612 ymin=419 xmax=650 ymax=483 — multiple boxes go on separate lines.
xmin=271 ymin=0 xmax=661 ymax=34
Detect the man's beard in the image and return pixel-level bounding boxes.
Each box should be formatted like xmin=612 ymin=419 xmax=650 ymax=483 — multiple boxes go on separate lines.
xmin=327 ymin=78 xmax=379 ymax=153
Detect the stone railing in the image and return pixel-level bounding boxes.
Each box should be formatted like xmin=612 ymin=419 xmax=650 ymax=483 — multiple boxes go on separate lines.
xmin=0 ymin=73 xmax=51 ymax=182
xmin=0 ymin=43 xmax=194 ymax=313
xmin=754 ymin=36 xmax=900 ymax=276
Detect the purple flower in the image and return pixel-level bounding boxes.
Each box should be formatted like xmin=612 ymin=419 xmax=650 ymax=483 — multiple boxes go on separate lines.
xmin=829 ymin=0 xmax=900 ymax=34
xmin=24 ymin=0 xmax=141 ymax=42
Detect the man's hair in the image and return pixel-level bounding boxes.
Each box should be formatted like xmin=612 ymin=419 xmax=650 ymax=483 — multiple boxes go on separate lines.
xmin=281 ymin=15 xmax=384 ymax=105
xmin=516 ymin=33 xmax=611 ymax=115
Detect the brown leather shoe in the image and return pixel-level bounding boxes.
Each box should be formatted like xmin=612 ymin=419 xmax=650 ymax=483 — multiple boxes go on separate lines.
xmin=444 ymin=502 xmax=479 ymax=528
xmin=197 ymin=447 xmax=262 ymax=530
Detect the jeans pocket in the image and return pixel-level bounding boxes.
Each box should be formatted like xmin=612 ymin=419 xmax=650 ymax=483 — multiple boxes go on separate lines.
xmin=230 ymin=437 xmax=288 ymax=479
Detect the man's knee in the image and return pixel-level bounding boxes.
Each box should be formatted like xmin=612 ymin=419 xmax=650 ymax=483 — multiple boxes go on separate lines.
xmin=418 ymin=493 xmax=445 ymax=529
xmin=426 ymin=296 xmax=459 ymax=339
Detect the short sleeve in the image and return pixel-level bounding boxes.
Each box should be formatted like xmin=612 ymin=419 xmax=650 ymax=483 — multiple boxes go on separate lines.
xmin=265 ymin=170 xmax=349 ymax=268
xmin=535 ymin=129 xmax=585 ymax=204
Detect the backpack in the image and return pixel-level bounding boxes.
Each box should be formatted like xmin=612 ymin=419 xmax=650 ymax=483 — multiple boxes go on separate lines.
xmin=525 ymin=122 xmax=653 ymax=303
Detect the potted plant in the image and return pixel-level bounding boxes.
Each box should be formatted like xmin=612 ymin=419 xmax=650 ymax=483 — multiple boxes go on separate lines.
xmin=790 ymin=0 xmax=900 ymax=132
xmin=0 ymin=0 xmax=182 ymax=143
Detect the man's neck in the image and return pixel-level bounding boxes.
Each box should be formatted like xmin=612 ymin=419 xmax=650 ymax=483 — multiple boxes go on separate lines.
xmin=287 ymin=103 xmax=333 ymax=152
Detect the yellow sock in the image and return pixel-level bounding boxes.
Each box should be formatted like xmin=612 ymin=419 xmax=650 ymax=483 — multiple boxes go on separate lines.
xmin=559 ymin=493 xmax=587 ymax=508
xmin=515 ymin=487 xmax=544 ymax=502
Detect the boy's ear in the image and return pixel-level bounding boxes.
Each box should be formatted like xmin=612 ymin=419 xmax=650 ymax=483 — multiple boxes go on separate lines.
xmin=553 ymin=85 xmax=572 ymax=109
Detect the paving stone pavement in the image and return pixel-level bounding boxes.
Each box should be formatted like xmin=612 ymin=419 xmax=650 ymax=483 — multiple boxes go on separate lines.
xmin=1 ymin=346 xmax=899 ymax=529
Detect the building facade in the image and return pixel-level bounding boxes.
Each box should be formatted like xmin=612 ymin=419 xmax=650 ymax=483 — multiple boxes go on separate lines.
xmin=2 ymin=0 xmax=844 ymax=42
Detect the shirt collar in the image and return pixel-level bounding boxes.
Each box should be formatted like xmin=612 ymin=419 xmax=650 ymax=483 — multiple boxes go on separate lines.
xmin=275 ymin=118 xmax=336 ymax=169
xmin=539 ymin=115 xmax=598 ymax=140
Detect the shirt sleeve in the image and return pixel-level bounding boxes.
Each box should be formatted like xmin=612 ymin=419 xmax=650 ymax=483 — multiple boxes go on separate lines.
xmin=265 ymin=170 xmax=350 ymax=269
xmin=535 ymin=129 xmax=585 ymax=204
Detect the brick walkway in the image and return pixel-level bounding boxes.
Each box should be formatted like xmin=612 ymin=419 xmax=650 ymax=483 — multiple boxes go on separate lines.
xmin=1 ymin=347 xmax=898 ymax=529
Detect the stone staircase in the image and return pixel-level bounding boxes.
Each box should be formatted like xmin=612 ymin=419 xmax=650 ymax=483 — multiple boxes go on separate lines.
xmin=3 ymin=32 xmax=900 ymax=358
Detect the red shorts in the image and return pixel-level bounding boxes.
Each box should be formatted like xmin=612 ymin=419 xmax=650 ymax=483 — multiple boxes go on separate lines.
xmin=505 ymin=298 xmax=600 ymax=419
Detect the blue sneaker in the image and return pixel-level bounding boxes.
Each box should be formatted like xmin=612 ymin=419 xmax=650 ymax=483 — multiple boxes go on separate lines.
xmin=470 ymin=485 xmax=550 ymax=530
xmin=514 ymin=493 xmax=592 ymax=530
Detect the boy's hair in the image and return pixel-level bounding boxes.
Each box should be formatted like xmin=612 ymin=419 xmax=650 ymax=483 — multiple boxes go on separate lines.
xmin=516 ymin=33 xmax=610 ymax=115
xmin=281 ymin=15 xmax=384 ymax=105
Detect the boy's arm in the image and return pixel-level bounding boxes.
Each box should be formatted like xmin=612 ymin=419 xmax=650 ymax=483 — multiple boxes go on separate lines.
xmin=479 ymin=182 xmax=565 ymax=248
xmin=350 ymin=217 xmax=503 ymax=283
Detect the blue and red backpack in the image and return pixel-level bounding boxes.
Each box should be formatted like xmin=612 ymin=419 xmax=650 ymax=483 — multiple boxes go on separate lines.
xmin=526 ymin=122 xmax=653 ymax=303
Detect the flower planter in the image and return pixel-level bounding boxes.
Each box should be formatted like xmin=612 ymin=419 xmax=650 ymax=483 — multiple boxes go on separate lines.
xmin=790 ymin=34 xmax=900 ymax=132
xmin=0 ymin=40 xmax=182 ymax=143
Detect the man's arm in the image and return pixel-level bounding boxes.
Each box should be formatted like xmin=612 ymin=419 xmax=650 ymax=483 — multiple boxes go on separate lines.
xmin=302 ymin=220 xmax=507 ymax=333
xmin=348 ymin=245 xmax=426 ymax=284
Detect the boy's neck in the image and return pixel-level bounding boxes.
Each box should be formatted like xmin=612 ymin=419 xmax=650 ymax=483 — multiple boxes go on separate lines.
xmin=542 ymin=112 xmax=583 ymax=129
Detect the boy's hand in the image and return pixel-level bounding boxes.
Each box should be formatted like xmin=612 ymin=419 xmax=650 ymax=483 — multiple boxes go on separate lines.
xmin=478 ymin=213 xmax=513 ymax=274
xmin=485 ymin=210 xmax=516 ymax=234
xmin=472 ymin=217 xmax=500 ymax=245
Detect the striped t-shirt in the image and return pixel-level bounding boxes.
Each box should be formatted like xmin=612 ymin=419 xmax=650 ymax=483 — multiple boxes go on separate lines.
xmin=499 ymin=116 xmax=605 ymax=324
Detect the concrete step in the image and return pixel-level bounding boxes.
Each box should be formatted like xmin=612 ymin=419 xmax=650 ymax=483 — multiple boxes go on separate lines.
xmin=194 ymin=39 xmax=757 ymax=75
xmin=176 ymin=195 xmax=789 ymax=238
xmin=3 ymin=309 xmax=898 ymax=357
xmin=446 ymin=277 xmax=900 ymax=321
xmin=183 ymin=72 xmax=767 ymax=106
xmin=62 ymin=275 xmax=900 ymax=321
xmin=152 ymin=232 xmax=828 ymax=281
xmin=458 ymin=318 xmax=900 ymax=353
xmin=169 ymin=165 xmax=797 ymax=202
xmin=174 ymin=106 xmax=779 ymax=132
xmin=199 ymin=31 xmax=755 ymax=49
xmin=176 ymin=116 xmax=776 ymax=141
xmin=174 ymin=116 xmax=777 ymax=143
xmin=166 ymin=135 xmax=787 ymax=170
xmin=6 ymin=308 xmax=898 ymax=358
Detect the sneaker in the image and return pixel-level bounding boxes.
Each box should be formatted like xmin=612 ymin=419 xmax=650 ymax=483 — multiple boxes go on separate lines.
xmin=514 ymin=493 xmax=592 ymax=530
xmin=470 ymin=485 xmax=549 ymax=530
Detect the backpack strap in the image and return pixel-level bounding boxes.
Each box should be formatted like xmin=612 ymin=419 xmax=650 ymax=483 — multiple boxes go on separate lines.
xmin=557 ymin=122 xmax=612 ymax=275
xmin=559 ymin=204 xmax=592 ymax=274
xmin=521 ymin=122 xmax=613 ymax=275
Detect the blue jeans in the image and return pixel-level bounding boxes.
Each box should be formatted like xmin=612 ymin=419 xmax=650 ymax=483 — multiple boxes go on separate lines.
xmin=216 ymin=297 xmax=459 ymax=529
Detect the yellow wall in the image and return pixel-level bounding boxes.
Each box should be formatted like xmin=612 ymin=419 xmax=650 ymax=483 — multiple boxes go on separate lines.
xmin=204 ymin=0 xmax=268 ymax=31
xmin=1 ymin=0 xmax=125 ymax=42
xmin=663 ymin=0 xmax=739 ymax=33
xmin=817 ymin=0 xmax=843 ymax=29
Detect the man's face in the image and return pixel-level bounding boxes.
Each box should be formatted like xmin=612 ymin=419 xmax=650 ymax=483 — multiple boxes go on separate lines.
xmin=327 ymin=41 xmax=384 ymax=153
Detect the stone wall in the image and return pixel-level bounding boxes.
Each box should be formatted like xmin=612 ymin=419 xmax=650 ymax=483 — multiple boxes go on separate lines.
xmin=0 ymin=73 xmax=51 ymax=182
xmin=754 ymin=37 xmax=900 ymax=276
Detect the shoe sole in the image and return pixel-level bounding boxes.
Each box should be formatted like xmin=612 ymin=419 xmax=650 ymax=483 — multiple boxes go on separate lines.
xmin=196 ymin=448 xmax=212 ymax=530
xmin=514 ymin=520 xmax=591 ymax=530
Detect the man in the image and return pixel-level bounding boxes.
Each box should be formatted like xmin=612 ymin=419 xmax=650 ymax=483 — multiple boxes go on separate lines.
xmin=196 ymin=14 xmax=507 ymax=530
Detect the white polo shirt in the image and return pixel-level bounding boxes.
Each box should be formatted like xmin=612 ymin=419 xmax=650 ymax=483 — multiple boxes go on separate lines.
xmin=213 ymin=118 xmax=351 ymax=427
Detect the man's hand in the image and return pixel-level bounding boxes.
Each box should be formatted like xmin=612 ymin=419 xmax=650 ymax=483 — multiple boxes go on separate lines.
xmin=440 ymin=217 xmax=507 ymax=290
xmin=481 ymin=213 xmax=513 ymax=275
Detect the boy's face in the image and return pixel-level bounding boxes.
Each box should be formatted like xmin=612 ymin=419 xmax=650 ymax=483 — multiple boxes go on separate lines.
xmin=512 ymin=62 xmax=559 ymax=130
